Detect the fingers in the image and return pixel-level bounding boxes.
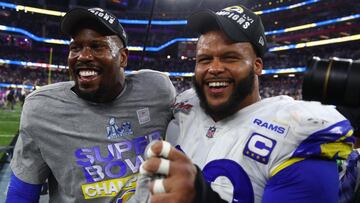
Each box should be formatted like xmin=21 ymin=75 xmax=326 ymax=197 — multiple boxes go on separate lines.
xmin=145 ymin=140 xmax=187 ymax=162
xmin=148 ymin=176 xmax=186 ymax=194
xmin=150 ymin=193 xmax=175 ymax=203
xmin=157 ymin=158 xmax=170 ymax=175
xmin=141 ymin=140 xmax=188 ymax=177
xmin=153 ymin=179 xmax=166 ymax=194
xmin=149 ymin=178 xmax=195 ymax=203
xmin=139 ymin=141 xmax=197 ymax=203
xmin=145 ymin=140 xmax=171 ymax=159
xmin=140 ymin=157 xmax=170 ymax=176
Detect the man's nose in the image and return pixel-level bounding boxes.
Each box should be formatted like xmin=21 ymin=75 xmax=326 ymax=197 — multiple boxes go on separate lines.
xmin=208 ymin=59 xmax=225 ymax=75
xmin=78 ymin=47 xmax=94 ymax=61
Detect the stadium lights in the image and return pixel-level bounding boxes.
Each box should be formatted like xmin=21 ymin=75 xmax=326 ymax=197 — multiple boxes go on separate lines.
xmin=269 ymin=34 xmax=360 ymax=52
xmin=1 ymin=22 xmax=359 ymax=52
xmin=0 ymin=64 xmax=306 ymax=89
xmin=1 ymin=22 xmax=360 ymax=52
xmin=0 ymin=0 xmax=322 ymax=24
xmin=16 ymin=5 xmax=65 ymax=16
xmin=265 ymin=14 xmax=360 ymax=35
xmin=0 ymin=83 xmax=34 ymax=89
xmin=0 ymin=57 xmax=306 ymax=78
xmin=118 ymin=19 xmax=187 ymax=25
xmin=0 ymin=25 xmax=70 ymax=45
xmin=254 ymin=0 xmax=320 ymax=15
xmin=1 ymin=11 xmax=359 ymax=47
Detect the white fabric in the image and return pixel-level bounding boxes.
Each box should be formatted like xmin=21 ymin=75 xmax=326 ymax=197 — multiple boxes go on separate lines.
xmin=166 ymin=89 xmax=348 ymax=203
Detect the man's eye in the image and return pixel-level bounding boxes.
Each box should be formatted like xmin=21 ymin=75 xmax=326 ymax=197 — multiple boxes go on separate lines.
xmin=70 ymin=45 xmax=81 ymax=52
xmin=197 ymin=57 xmax=211 ymax=63
xmin=223 ymin=56 xmax=240 ymax=62
xmin=91 ymin=44 xmax=107 ymax=51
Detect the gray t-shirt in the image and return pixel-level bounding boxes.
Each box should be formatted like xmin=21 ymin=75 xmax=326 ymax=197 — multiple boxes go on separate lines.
xmin=10 ymin=70 xmax=176 ymax=203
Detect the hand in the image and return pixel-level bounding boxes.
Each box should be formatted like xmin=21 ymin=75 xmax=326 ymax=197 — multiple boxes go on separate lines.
xmin=140 ymin=141 xmax=198 ymax=203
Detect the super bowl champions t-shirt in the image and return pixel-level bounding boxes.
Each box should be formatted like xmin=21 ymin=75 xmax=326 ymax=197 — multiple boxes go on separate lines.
xmin=10 ymin=70 xmax=176 ymax=203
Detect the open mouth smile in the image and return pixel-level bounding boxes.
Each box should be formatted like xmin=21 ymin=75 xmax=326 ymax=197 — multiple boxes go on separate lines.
xmin=205 ymin=80 xmax=233 ymax=94
xmin=208 ymin=81 xmax=230 ymax=88
xmin=76 ymin=68 xmax=101 ymax=82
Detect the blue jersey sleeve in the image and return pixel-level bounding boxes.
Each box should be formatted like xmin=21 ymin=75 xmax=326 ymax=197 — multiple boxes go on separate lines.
xmin=263 ymin=159 xmax=339 ymax=203
xmin=292 ymin=120 xmax=354 ymax=160
xmin=6 ymin=173 xmax=42 ymax=203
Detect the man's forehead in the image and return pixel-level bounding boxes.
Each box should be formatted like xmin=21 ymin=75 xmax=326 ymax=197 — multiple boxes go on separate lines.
xmin=196 ymin=37 xmax=255 ymax=55
xmin=198 ymin=30 xmax=233 ymax=44
xmin=198 ymin=32 xmax=252 ymax=47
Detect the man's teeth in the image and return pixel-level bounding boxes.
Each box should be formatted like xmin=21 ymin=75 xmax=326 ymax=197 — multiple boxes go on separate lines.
xmin=208 ymin=82 xmax=229 ymax=87
xmin=79 ymin=70 xmax=98 ymax=77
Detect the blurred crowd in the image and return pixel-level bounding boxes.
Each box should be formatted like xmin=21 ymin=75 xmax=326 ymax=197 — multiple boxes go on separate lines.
xmin=1 ymin=33 xmax=359 ymax=73
xmin=0 ymin=0 xmax=356 ymax=110
xmin=0 ymin=65 xmax=68 ymax=86
xmin=0 ymin=86 xmax=27 ymax=110
xmin=260 ymin=75 xmax=303 ymax=100
xmin=0 ymin=64 xmax=304 ymax=111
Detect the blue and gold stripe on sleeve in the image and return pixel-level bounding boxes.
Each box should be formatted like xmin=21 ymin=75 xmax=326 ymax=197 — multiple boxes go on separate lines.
xmin=292 ymin=120 xmax=354 ymax=160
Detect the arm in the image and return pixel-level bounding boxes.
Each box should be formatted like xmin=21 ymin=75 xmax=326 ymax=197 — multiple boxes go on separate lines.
xmin=9 ymin=98 xmax=50 ymax=200
xmin=263 ymin=159 xmax=339 ymax=203
xmin=6 ymin=173 xmax=42 ymax=203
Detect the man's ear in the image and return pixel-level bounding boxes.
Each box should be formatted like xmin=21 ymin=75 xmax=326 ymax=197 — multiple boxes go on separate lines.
xmin=254 ymin=57 xmax=263 ymax=76
xmin=120 ymin=48 xmax=129 ymax=68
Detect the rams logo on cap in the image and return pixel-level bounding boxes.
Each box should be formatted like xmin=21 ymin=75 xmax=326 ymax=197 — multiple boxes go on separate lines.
xmin=222 ymin=6 xmax=244 ymax=14
xmin=88 ymin=7 xmax=104 ymax=12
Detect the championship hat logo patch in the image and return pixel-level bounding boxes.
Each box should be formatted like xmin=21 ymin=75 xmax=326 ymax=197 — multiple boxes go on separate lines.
xmin=222 ymin=5 xmax=244 ymax=14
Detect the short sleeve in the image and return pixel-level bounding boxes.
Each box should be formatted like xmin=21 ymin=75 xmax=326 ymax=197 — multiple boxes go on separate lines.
xmin=264 ymin=159 xmax=339 ymax=203
xmin=10 ymin=101 xmax=50 ymax=184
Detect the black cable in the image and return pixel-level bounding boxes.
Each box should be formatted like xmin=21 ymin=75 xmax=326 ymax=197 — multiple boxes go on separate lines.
xmin=140 ymin=0 xmax=156 ymax=70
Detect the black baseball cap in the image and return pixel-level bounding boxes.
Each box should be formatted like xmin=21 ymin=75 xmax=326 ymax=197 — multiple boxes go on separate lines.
xmin=188 ymin=5 xmax=267 ymax=58
xmin=61 ymin=7 xmax=128 ymax=47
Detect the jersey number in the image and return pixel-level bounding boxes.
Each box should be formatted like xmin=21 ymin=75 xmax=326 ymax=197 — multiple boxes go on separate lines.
xmin=202 ymin=159 xmax=254 ymax=203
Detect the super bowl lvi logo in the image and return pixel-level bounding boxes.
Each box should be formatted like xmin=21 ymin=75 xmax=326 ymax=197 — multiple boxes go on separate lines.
xmin=106 ymin=118 xmax=133 ymax=139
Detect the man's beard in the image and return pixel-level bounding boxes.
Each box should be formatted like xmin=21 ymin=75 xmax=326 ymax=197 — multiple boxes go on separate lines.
xmin=193 ymin=68 xmax=255 ymax=120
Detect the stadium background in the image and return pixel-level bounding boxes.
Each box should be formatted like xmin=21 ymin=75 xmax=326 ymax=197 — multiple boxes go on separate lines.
xmin=0 ymin=0 xmax=359 ymax=201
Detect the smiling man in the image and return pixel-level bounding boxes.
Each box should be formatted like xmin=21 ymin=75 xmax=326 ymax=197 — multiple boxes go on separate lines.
xmin=6 ymin=7 xmax=176 ymax=203
xmin=136 ymin=5 xmax=355 ymax=203
xmin=192 ymin=30 xmax=261 ymax=122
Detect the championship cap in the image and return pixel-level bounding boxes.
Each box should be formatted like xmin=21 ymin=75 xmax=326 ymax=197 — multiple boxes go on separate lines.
xmin=61 ymin=7 xmax=128 ymax=47
xmin=188 ymin=5 xmax=267 ymax=58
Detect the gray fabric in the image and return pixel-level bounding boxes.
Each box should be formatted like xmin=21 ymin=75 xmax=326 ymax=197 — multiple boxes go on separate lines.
xmin=10 ymin=70 xmax=176 ymax=203
xmin=127 ymin=174 xmax=151 ymax=203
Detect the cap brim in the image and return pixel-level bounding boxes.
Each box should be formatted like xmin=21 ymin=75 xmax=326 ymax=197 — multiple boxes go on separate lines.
xmin=187 ymin=10 xmax=249 ymax=43
xmin=61 ymin=8 xmax=114 ymax=36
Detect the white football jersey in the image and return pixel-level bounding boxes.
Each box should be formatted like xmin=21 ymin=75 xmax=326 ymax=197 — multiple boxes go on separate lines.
xmin=166 ymin=89 xmax=353 ymax=203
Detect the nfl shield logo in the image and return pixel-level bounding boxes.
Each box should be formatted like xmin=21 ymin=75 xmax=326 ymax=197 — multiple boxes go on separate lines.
xmin=206 ymin=126 xmax=216 ymax=138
